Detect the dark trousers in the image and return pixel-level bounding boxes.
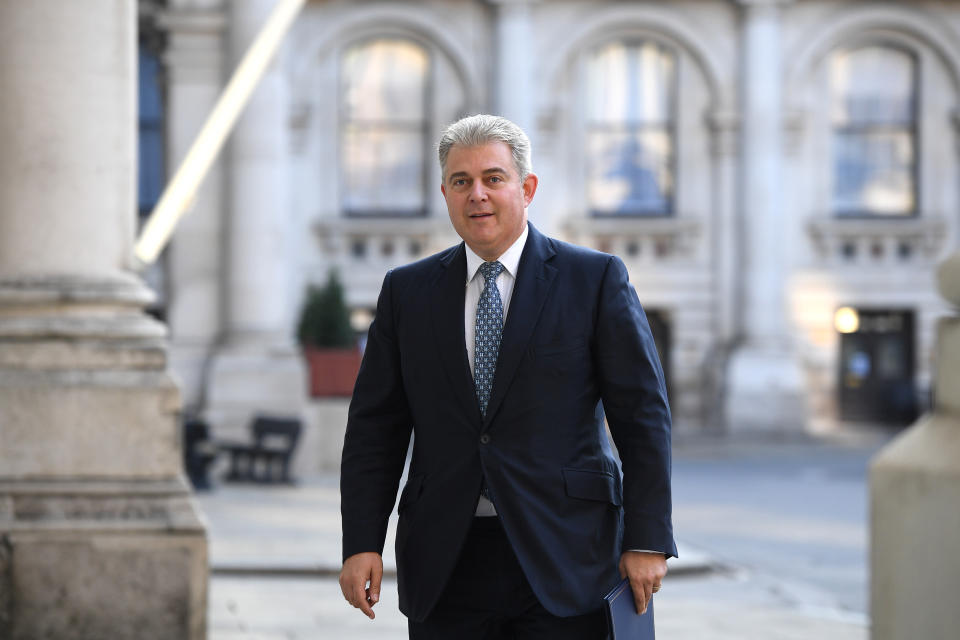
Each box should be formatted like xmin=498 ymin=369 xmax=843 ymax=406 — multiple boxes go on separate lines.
xmin=408 ymin=517 xmax=608 ymax=640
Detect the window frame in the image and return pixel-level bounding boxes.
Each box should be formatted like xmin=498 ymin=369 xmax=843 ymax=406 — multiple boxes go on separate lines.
xmin=829 ymin=43 xmax=920 ymax=219
xmin=338 ymin=36 xmax=433 ymax=219
xmin=584 ymin=38 xmax=679 ymax=219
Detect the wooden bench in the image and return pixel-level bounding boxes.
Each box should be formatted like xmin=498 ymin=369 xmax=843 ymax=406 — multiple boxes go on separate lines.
xmin=220 ymin=415 xmax=302 ymax=484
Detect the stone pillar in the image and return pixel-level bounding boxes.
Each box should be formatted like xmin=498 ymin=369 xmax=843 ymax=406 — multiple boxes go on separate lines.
xmin=870 ymin=252 xmax=960 ymax=639
xmin=489 ymin=0 xmax=536 ymax=135
xmin=0 ymin=2 xmax=207 ymax=638
xmin=724 ymin=0 xmax=806 ymax=432
xmin=707 ymin=108 xmax=740 ymax=427
xmin=206 ymin=0 xmax=306 ymax=433
xmin=162 ymin=1 xmax=228 ymax=411
xmin=488 ymin=0 xmax=547 ymax=230
xmin=708 ymin=109 xmax=740 ymax=346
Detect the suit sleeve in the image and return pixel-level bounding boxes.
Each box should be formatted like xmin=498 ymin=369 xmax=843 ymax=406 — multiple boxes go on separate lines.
xmin=340 ymin=269 xmax=413 ymax=561
xmin=595 ymin=255 xmax=677 ymax=558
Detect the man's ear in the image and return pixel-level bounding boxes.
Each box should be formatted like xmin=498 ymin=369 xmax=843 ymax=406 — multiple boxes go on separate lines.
xmin=522 ymin=173 xmax=539 ymax=206
xmin=440 ymin=183 xmax=447 ymax=198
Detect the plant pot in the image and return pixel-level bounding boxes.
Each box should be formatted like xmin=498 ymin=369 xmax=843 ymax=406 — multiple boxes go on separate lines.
xmin=304 ymin=347 xmax=363 ymax=397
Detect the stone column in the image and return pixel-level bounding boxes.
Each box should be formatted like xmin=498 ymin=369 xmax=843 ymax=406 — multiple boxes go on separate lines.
xmin=708 ymin=109 xmax=740 ymax=345
xmin=489 ymin=0 xmax=536 ymax=135
xmin=206 ymin=0 xmax=306 ymax=433
xmin=488 ymin=0 xmax=547 ymax=230
xmin=870 ymin=252 xmax=960 ymax=639
xmin=162 ymin=1 xmax=228 ymax=411
xmin=724 ymin=0 xmax=805 ymax=432
xmin=0 ymin=1 xmax=206 ymax=638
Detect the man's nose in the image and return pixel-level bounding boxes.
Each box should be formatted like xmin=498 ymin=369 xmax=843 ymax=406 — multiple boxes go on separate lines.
xmin=468 ymin=182 xmax=488 ymax=202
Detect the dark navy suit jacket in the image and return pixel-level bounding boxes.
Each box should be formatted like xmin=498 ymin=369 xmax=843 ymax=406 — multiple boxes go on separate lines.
xmin=341 ymin=223 xmax=676 ymax=622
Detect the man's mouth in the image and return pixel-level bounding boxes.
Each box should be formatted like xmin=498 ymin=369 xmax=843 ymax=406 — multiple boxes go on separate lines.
xmin=469 ymin=212 xmax=494 ymax=218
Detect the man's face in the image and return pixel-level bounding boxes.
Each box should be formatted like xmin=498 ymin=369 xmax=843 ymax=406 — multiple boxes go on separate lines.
xmin=441 ymin=141 xmax=538 ymax=261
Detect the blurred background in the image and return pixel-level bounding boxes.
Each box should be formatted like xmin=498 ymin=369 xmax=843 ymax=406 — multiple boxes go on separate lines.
xmin=138 ymin=0 xmax=952 ymax=465
xmin=2 ymin=0 xmax=958 ymax=638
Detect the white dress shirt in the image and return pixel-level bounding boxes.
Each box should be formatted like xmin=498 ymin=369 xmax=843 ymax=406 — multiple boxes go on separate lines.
xmin=463 ymin=225 xmax=528 ymax=516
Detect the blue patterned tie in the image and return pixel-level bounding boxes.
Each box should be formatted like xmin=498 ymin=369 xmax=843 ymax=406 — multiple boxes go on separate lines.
xmin=475 ymin=261 xmax=505 ymax=416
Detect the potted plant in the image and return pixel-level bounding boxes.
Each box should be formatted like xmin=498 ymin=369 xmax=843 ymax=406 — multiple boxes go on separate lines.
xmin=297 ymin=270 xmax=362 ymax=397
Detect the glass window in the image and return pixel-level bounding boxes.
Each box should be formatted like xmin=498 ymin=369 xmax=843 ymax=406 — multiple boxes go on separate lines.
xmin=138 ymin=44 xmax=165 ymax=217
xmin=830 ymin=47 xmax=917 ymax=217
xmin=586 ymin=41 xmax=676 ymax=216
xmin=341 ymin=39 xmax=429 ymax=216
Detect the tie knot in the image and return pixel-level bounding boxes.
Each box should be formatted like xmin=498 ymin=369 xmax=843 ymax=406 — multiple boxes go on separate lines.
xmin=479 ymin=261 xmax=504 ymax=283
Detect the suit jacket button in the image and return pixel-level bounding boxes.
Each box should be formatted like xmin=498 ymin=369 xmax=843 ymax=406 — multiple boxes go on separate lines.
xmin=480 ymin=434 xmax=490 ymax=445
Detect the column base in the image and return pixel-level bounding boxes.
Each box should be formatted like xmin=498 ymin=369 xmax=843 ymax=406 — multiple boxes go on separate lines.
xmin=724 ymin=344 xmax=807 ymax=432
xmin=205 ymin=342 xmax=307 ymax=435
xmin=0 ymin=273 xmax=209 ymax=637
xmin=0 ymin=478 xmax=207 ymax=640
xmin=870 ymin=414 xmax=960 ymax=639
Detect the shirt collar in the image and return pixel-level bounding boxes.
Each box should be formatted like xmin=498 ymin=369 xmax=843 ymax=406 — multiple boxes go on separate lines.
xmin=464 ymin=224 xmax=529 ymax=284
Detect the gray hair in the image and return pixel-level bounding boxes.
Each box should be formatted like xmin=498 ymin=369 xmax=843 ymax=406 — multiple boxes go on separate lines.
xmin=438 ymin=114 xmax=532 ymax=183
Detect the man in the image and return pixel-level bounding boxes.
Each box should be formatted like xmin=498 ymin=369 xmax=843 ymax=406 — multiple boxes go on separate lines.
xmin=340 ymin=114 xmax=676 ymax=638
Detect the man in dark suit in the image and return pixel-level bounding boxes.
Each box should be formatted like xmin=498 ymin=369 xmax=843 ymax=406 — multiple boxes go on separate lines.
xmin=340 ymin=114 xmax=676 ymax=639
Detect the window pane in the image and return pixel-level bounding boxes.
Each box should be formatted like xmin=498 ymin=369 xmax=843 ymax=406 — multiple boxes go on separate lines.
xmin=588 ymin=129 xmax=673 ymax=215
xmin=138 ymin=46 xmax=164 ymax=214
xmin=587 ymin=42 xmax=674 ymax=125
xmin=831 ymin=47 xmax=915 ymax=126
xmin=342 ymin=40 xmax=428 ymax=122
xmin=341 ymin=39 xmax=428 ymax=215
xmin=833 ymin=131 xmax=914 ymax=215
xmin=139 ymin=125 xmax=164 ymax=212
xmin=831 ymin=46 xmax=916 ymax=216
xmin=342 ymin=126 xmax=425 ymax=214
xmin=586 ymin=41 xmax=675 ymax=216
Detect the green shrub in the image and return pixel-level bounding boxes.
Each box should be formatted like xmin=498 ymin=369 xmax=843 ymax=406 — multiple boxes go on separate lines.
xmin=297 ymin=270 xmax=355 ymax=348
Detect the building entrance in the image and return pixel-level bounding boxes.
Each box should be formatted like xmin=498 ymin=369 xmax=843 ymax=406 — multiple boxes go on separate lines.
xmin=838 ymin=309 xmax=916 ymax=424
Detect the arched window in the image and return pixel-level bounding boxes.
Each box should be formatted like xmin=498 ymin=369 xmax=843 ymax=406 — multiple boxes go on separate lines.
xmin=586 ymin=41 xmax=676 ymax=216
xmin=341 ymin=39 xmax=430 ymax=217
xmin=830 ymin=46 xmax=917 ymax=217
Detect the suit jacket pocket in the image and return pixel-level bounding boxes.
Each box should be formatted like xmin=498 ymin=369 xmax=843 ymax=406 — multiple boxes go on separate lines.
xmin=562 ymin=468 xmax=622 ymax=506
xmin=534 ymin=337 xmax=587 ymax=358
xmin=398 ymin=473 xmax=425 ymax=514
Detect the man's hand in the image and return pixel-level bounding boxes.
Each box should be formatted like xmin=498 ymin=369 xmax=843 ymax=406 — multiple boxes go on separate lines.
xmin=339 ymin=552 xmax=383 ymax=619
xmin=618 ymin=551 xmax=667 ymax=615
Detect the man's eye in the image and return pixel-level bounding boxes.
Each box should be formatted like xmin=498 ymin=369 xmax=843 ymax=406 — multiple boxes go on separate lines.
xmin=454 ymin=179 xmax=467 ymax=186
xmin=489 ymin=176 xmax=502 ymax=183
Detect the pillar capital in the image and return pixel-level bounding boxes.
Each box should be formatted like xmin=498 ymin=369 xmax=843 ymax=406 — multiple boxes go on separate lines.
xmin=706 ymin=109 xmax=740 ymax=158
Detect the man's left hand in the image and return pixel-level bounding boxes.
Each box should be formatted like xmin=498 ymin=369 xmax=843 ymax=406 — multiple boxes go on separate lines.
xmin=618 ymin=551 xmax=667 ymax=615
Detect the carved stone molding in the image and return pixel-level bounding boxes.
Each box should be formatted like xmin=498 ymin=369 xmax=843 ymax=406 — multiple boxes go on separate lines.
xmin=0 ymin=275 xmax=167 ymax=345
xmin=313 ymin=217 xmax=453 ymax=254
xmin=706 ymin=109 xmax=740 ymax=158
xmin=563 ymin=216 xmax=702 ymax=262
xmin=806 ymin=216 xmax=948 ymax=266
xmin=0 ymin=479 xmax=203 ymax=533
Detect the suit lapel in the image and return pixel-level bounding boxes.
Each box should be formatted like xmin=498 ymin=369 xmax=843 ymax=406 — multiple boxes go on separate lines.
xmin=430 ymin=243 xmax=483 ymax=429
xmin=483 ymin=224 xmax=557 ymax=427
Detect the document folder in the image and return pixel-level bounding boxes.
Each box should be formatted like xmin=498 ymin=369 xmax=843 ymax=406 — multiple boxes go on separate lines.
xmin=603 ymin=578 xmax=655 ymax=640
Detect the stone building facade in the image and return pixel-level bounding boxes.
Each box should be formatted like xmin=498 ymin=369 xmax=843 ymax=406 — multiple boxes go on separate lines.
xmin=149 ymin=0 xmax=960 ymax=467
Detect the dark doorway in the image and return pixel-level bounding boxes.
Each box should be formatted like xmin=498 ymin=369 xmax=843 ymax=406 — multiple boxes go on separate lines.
xmin=838 ymin=309 xmax=916 ymax=424
xmin=645 ymin=309 xmax=671 ymax=400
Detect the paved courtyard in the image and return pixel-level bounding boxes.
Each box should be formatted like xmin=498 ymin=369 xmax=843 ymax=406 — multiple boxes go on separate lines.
xmin=199 ymin=430 xmax=892 ymax=639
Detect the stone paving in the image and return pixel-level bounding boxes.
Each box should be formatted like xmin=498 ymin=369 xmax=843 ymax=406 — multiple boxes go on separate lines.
xmin=198 ymin=451 xmax=872 ymax=639
xmin=208 ymin=571 xmax=867 ymax=639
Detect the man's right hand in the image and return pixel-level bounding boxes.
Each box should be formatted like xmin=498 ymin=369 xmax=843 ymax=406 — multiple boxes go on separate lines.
xmin=339 ymin=552 xmax=383 ymax=619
